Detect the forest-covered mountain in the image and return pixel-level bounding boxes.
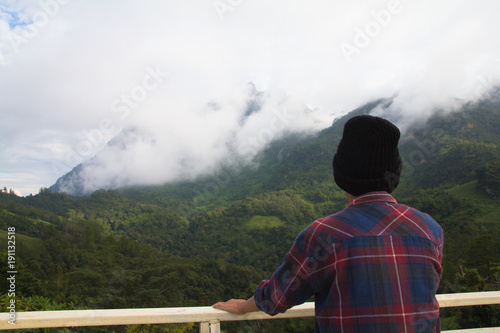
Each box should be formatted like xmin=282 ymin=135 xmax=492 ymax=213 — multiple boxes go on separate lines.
xmin=1 ymin=92 xmax=500 ymax=332
xmin=49 ymin=82 xmax=267 ymax=197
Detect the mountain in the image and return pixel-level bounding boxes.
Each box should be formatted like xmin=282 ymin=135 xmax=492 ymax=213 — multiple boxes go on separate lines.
xmin=50 ymin=82 xmax=270 ymax=197
xmin=52 ymin=88 xmax=500 ymax=202
xmin=119 ymin=93 xmax=500 ymax=209
xmin=2 ymin=91 xmax=500 ymax=331
xmin=50 ymin=126 xmax=157 ymax=196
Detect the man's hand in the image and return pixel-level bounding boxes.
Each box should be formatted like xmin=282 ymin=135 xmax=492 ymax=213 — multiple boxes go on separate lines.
xmin=212 ymin=296 xmax=259 ymax=315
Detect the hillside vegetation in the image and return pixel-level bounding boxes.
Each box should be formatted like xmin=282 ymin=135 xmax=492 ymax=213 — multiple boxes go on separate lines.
xmin=1 ymin=94 xmax=500 ymax=332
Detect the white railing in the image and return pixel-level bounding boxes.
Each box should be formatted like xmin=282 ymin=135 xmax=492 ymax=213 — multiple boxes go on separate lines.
xmin=1 ymin=292 xmax=499 ymax=332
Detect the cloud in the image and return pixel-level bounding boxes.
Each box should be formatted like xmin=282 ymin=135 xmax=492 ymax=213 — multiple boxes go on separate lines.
xmin=1 ymin=0 xmax=500 ymax=195
xmin=52 ymin=83 xmax=334 ymax=195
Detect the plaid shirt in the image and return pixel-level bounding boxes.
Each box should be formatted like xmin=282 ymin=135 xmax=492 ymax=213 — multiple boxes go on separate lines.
xmin=254 ymin=192 xmax=444 ymax=332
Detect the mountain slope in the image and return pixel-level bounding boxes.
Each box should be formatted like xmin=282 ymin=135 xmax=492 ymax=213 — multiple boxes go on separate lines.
xmin=117 ymin=93 xmax=500 ymax=213
xmin=2 ymin=93 xmax=500 ymax=331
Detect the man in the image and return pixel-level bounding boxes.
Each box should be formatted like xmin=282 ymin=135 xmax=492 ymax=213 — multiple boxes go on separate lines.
xmin=213 ymin=115 xmax=444 ymax=332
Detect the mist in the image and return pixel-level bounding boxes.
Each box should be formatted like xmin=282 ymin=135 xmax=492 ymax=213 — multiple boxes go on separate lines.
xmin=1 ymin=0 xmax=500 ymax=195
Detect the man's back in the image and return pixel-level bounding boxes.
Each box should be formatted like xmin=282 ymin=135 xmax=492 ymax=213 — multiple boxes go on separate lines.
xmin=214 ymin=116 xmax=444 ymax=333
xmin=255 ymin=192 xmax=444 ymax=332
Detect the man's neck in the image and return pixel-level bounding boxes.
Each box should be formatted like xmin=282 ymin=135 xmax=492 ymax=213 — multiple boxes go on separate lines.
xmin=345 ymin=192 xmax=357 ymax=203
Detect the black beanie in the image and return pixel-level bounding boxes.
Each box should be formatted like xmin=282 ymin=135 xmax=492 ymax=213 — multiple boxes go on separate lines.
xmin=332 ymin=115 xmax=403 ymax=196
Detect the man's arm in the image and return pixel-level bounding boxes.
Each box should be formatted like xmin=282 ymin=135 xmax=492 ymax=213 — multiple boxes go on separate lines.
xmin=213 ymin=228 xmax=314 ymax=316
xmin=212 ymin=296 xmax=259 ymax=315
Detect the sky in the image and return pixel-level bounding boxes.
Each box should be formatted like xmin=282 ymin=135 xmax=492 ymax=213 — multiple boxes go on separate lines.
xmin=1 ymin=0 xmax=500 ymax=196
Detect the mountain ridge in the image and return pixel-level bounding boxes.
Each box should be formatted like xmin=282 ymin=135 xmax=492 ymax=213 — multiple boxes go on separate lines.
xmin=121 ymin=93 xmax=500 ymax=209
xmin=1 ymin=92 xmax=499 ymax=331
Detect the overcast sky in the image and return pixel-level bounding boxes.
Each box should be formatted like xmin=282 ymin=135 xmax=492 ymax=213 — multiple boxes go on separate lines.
xmin=1 ymin=0 xmax=499 ymax=195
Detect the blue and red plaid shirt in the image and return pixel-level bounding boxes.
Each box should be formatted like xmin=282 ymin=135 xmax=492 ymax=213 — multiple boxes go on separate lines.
xmin=254 ymin=192 xmax=444 ymax=332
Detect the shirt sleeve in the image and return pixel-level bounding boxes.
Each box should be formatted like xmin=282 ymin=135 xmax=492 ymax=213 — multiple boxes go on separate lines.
xmin=254 ymin=228 xmax=315 ymax=315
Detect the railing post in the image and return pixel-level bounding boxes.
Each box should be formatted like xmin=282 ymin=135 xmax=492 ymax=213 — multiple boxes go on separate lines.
xmin=200 ymin=320 xmax=220 ymax=333
xmin=199 ymin=322 xmax=209 ymax=333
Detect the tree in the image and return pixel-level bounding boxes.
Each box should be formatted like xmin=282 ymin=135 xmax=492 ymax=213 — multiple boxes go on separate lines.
xmin=476 ymin=159 xmax=500 ymax=198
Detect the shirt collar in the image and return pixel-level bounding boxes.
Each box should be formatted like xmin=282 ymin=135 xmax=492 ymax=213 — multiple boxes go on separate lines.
xmin=347 ymin=191 xmax=397 ymax=208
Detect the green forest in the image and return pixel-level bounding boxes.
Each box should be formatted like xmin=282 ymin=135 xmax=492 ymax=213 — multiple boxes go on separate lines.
xmin=1 ymin=95 xmax=500 ymax=332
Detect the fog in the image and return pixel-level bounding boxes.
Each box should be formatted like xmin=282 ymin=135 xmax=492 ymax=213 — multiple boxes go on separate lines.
xmin=1 ymin=0 xmax=499 ymax=195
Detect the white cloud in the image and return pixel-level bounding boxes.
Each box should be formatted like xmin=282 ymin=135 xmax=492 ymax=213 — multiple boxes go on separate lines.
xmin=1 ymin=0 xmax=500 ymax=195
